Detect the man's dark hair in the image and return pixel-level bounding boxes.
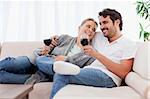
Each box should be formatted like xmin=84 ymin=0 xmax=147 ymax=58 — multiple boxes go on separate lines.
xmin=99 ymin=8 xmax=123 ymax=31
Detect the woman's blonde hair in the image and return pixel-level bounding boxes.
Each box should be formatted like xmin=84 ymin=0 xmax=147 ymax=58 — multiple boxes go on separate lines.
xmin=80 ymin=18 xmax=98 ymax=27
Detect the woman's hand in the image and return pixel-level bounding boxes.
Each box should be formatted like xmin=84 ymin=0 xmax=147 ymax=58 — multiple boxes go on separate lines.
xmin=40 ymin=46 xmax=50 ymax=55
xmin=50 ymin=35 xmax=59 ymax=48
xmin=41 ymin=35 xmax=59 ymax=55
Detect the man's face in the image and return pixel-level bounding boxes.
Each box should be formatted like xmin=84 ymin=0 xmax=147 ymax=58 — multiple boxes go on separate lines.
xmin=78 ymin=20 xmax=97 ymax=40
xmin=99 ymin=16 xmax=117 ymax=38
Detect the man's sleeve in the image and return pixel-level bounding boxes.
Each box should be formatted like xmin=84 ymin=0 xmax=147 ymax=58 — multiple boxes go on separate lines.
xmin=121 ymin=42 xmax=137 ymax=60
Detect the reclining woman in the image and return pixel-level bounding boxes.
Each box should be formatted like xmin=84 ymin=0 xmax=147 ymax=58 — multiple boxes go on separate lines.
xmin=0 ymin=18 xmax=98 ymax=84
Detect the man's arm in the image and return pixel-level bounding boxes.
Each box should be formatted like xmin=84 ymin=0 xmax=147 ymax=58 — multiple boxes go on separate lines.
xmin=94 ymin=52 xmax=133 ymax=79
xmin=83 ymin=45 xmax=133 ymax=79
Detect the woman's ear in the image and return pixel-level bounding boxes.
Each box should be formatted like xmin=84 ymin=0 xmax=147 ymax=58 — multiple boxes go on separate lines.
xmin=78 ymin=26 xmax=81 ymax=30
xmin=78 ymin=26 xmax=81 ymax=34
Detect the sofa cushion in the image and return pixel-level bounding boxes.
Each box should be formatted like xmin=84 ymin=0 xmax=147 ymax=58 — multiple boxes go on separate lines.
xmin=29 ymin=82 xmax=52 ymax=99
xmin=133 ymin=42 xmax=150 ymax=80
xmin=54 ymin=85 xmax=141 ymax=99
xmin=125 ymin=72 xmax=150 ymax=98
xmin=0 ymin=42 xmax=43 ymax=59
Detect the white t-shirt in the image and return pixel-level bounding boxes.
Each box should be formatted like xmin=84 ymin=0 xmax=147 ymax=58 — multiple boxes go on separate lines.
xmin=85 ymin=32 xmax=137 ymax=86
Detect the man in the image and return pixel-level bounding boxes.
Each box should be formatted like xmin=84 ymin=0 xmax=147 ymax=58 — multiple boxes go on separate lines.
xmin=50 ymin=8 xmax=137 ymax=99
xmin=0 ymin=18 xmax=98 ymax=84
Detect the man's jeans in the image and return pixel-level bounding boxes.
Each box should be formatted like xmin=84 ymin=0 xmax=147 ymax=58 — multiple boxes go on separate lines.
xmin=35 ymin=56 xmax=55 ymax=76
xmin=0 ymin=56 xmax=35 ymax=84
xmin=50 ymin=68 xmax=117 ymax=99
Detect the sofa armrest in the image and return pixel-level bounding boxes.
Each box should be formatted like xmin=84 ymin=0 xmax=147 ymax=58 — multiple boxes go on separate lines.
xmin=146 ymin=85 xmax=150 ymax=99
xmin=125 ymin=72 xmax=149 ymax=98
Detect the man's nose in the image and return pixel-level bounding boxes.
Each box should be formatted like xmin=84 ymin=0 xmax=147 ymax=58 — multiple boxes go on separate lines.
xmin=100 ymin=24 xmax=105 ymax=30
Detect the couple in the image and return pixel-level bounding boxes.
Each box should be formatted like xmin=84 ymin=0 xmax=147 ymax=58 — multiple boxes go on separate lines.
xmin=49 ymin=8 xmax=137 ymax=98
xmin=0 ymin=8 xmax=137 ymax=98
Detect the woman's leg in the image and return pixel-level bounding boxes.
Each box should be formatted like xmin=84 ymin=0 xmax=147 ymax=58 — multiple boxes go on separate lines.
xmin=0 ymin=70 xmax=31 ymax=84
xmin=50 ymin=68 xmax=116 ymax=99
xmin=24 ymin=56 xmax=55 ymax=84
xmin=0 ymin=56 xmax=36 ymax=74
xmin=35 ymin=56 xmax=55 ymax=76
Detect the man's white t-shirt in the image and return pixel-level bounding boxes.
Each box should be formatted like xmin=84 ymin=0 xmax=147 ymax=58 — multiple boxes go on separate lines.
xmin=85 ymin=32 xmax=137 ymax=86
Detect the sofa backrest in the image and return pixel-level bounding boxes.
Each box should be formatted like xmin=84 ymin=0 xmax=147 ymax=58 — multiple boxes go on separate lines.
xmin=125 ymin=42 xmax=150 ymax=99
xmin=0 ymin=41 xmax=44 ymax=59
xmin=133 ymin=42 xmax=150 ymax=80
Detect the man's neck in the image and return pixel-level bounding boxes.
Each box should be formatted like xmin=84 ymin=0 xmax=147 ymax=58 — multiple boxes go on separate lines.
xmin=108 ymin=32 xmax=122 ymax=43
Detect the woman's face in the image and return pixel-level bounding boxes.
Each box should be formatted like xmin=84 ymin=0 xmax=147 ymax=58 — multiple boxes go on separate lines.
xmin=78 ymin=20 xmax=97 ymax=40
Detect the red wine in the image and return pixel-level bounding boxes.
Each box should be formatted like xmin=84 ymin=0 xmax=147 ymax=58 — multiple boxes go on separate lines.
xmin=81 ymin=38 xmax=89 ymax=46
xmin=43 ymin=39 xmax=52 ymax=46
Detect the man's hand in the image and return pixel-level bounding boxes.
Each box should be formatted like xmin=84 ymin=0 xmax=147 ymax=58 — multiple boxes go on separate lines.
xmin=55 ymin=55 xmax=67 ymax=61
xmin=83 ymin=45 xmax=97 ymax=57
xmin=83 ymin=46 xmax=133 ymax=79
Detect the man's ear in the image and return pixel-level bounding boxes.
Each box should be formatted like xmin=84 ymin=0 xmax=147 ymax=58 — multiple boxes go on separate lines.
xmin=115 ymin=19 xmax=120 ymax=25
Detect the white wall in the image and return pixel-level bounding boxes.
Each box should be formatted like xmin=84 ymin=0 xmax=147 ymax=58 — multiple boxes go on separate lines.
xmin=0 ymin=0 xmax=142 ymax=41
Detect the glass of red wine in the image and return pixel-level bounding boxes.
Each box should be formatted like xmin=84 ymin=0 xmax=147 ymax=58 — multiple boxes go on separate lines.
xmin=43 ymin=39 xmax=52 ymax=46
xmin=80 ymin=33 xmax=89 ymax=46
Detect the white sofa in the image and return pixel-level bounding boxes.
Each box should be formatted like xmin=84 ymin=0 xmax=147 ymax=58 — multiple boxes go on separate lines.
xmin=0 ymin=41 xmax=149 ymax=99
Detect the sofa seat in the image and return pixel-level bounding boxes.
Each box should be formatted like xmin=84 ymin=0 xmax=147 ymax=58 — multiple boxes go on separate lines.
xmin=29 ymin=82 xmax=52 ymax=99
xmin=0 ymin=41 xmax=149 ymax=99
xmin=54 ymin=85 xmax=141 ymax=99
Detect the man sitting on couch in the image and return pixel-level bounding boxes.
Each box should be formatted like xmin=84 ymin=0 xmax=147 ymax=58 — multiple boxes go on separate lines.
xmin=50 ymin=8 xmax=137 ymax=99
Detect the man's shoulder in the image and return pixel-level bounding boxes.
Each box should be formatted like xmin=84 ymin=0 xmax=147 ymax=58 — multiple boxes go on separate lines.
xmin=92 ymin=31 xmax=108 ymax=42
xmin=118 ymin=36 xmax=137 ymax=54
xmin=92 ymin=31 xmax=108 ymax=50
xmin=119 ymin=35 xmax=136 ymax=46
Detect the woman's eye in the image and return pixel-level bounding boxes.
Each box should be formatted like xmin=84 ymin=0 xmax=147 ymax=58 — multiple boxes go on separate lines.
xmin=86 ymin=25 xmax=90 ymax=28
xmin=92 ymin=28 xmax=96 ymax=32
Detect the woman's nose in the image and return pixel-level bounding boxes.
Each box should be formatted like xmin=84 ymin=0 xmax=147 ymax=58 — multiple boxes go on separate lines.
xmin=89 ymin=28 xmax=93 ymax=32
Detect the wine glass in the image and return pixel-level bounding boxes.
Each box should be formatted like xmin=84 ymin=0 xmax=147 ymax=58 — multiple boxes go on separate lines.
xmin=80 ymin=33 xmax=89 ymax=46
